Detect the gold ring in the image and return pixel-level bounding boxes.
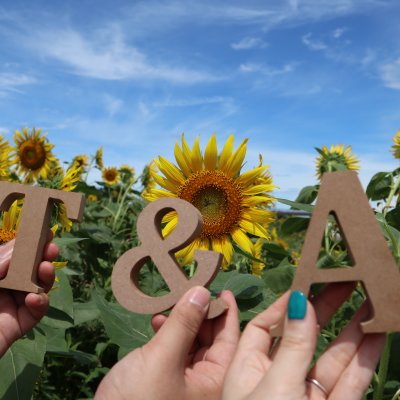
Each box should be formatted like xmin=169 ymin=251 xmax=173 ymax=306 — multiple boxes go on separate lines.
xmin=306 ymin=377 xmax=328 ymax=396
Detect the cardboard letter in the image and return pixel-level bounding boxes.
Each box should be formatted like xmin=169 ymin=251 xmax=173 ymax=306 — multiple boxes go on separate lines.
xmin=0 ymin=182 xmax=85 ymax=293
xmin=275 ymin=171 xmax=400 ymax=334
xmin=112 ymin=197 xmax=227 ymax=319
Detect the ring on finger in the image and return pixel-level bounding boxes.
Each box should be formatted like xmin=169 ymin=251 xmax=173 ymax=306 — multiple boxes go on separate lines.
xmin=306 ymin=377 xmax=328 ymax=397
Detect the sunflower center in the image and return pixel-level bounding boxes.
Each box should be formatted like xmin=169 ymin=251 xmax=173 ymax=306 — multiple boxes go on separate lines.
xmin=19 ymin=141 xmax=46 ymax=170
xmin=178 ymin=170 xmax=242 ymax=238
xmin=0 ymin=228 xmax=16 ymax=245
xmin=105 ymin=171 xmax=117 ymax=181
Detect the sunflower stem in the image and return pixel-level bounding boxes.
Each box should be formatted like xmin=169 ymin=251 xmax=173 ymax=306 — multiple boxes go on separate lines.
xmin=383 ymin=175 xmax=400 ymax=217
xmin=373 ymin=332 xmax=393 ymax=400
xmin=112 ymin=180 xmax=133 ymax=232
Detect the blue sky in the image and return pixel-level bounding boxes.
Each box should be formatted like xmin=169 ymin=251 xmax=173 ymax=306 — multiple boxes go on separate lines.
xmin=1 ymin=0 xmax=400 ymax=201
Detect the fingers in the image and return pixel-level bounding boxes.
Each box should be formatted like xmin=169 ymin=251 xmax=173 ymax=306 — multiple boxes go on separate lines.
xmin=19 ymin=292 xmax=50 ymax=333
xmin=197 ymin=290 xmax=240 ymax=368
xmin=149 ymin=286 xmax=211 ymax=369
xmin=236 ymin=292 xmax=289 ymax=359
xmin=151 ymin=314 xmax=167 ymax=333
xmin=43 ymin=242 xmax=59 ymax=261
xmin=0 ymin=240 xmax=15 ymax=278
xmin=263 ymin=292 xmax=317 ymax=390
xmin=37 ymin=261 xmax=56 ymax=292
xmin=329 ymin=333 xmax=385 ymax=400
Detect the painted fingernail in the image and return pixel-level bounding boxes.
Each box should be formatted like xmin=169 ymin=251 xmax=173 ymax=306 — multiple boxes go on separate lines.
xmin=288 ymin=291 xmax=307 ymax=320
xmin=188 ymin=286 xmax=210 ymax=311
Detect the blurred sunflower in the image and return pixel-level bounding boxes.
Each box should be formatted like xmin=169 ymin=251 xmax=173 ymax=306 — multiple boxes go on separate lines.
xmin=102 ymin=166 xmax=120 ymax=186
xmin=143 ymin=134 xmax=276 ymax=267
xmin=141 ymin=161 xmax=157 ymax=196
xmin=119 ymin=164 xmax=135 ymax=183
xmin=0 ymin=200 xmax=21 ymax=244
xmin=251 ymin=238 xmax=266 ymax=277
xmin=391 ymin=130 xmax=400 ymax=159
xmin=315 ymin=144 xmax=359 ymax=180
xmin=72 ymin=154 xmax=89 ymax=168
xmin=12 ymin=128 xmax=57 ymax=182
xmin=49 ymin=162 xmax=83 ymax=231
xmin=95 ymin=146 xmax=104 ymax=169
xmin=0 ymin=135 xmax=12 ymax=181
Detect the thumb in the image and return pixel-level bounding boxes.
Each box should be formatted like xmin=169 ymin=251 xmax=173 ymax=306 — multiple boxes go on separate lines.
xmin=263 ymin=291 xmax=317 ymax=390
xmin=150 ymin=286 xmax=210 ymax=368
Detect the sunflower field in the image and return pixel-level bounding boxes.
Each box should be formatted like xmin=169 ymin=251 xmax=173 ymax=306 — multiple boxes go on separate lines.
xmin=0 ymin=127 xmax=399 ymax=399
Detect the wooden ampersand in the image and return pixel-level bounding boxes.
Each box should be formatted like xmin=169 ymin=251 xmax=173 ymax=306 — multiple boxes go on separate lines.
xmin=0 ymin=182 xmax=85 ymax=293
xmin=273 ymin=171 xmax=400 ymax=335
xmin=112 ymin=198 xmax=228 ymax=319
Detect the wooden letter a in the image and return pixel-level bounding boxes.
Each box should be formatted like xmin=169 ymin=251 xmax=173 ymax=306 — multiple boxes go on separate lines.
xmin=288 ymin=171 xmax=400 ymax=333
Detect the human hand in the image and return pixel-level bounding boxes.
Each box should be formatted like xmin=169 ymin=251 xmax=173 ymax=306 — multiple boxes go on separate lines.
xmin=0 ymin=237 xmax=58 ymax=357
xmin=222 ymin=283 xmax=385 ymax=400
xmin=95 ymin=286 xmax=239 ymax=400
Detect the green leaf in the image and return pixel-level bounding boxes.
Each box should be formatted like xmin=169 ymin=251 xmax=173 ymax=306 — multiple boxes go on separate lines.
xmin=0 ymin=328 xmax=46 ymax=400
xmin=53 ymin=237 xmax=87 ymax=247
xmin=294 ymin=185 xmax=319 ymax=205
xmin=263 ymin=242 xmax=291 ymax=260
xmin=263 ymin=259 xmax=295 ymax=293
xmin=222 ymin=272 xmax=265 ymax=299
xmin=277 ymin=198 xmax=314 ymax=213
xmin=93 ymin=288 xmax=153 ymax=350
xmin=366 ymin=171 xmax=392 ymax=200
xmin=73 ymin=300 xmax=101 ymax=325
xmin=232 ymin=243 xmax=266 ymax=264
xmin=42 ymin=270 xmax=74 ymax=329
xmin=280 ymin=217 xmax=310 ymax=235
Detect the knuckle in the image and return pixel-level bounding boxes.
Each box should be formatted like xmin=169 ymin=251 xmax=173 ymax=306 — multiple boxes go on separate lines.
xmin=280 ymin=333 xmax=313 ymax=352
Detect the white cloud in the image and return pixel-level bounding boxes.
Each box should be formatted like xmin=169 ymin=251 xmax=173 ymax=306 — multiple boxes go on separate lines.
xmin=25 ymin=27 xmax=219 ymax=84
xmin=103 ymin=94 xmax=123 ymax=117
xmin=0 ymin=72 xmax=36 ymax=92
xmin=380 ymin=58 xmax=400 ymax=90
xmin=0 ymin=127 xmax=9 ymax=134
xmin=302 ymin=32 xmax=327 ymax=51
xmin=331 ymin=27 xmax=347 ymax=39
xmin=231 ymin=37 xmax=267 ymax=50
xmin=239 ymin=62 xmax=296 ymax=75
xmin=154 ymin=96 xmax=233 ymax=108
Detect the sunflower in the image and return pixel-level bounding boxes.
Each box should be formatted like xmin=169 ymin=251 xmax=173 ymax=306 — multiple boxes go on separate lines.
xmin=315 ymin=144 xmax=359 ymax=180
xmin=95 ymin=146 xmax=104 ymax=169
xmin=143 ymin=134 xmax=276 ymax=267
xmin=391 ymin=130 xmax=400 ymax=159
xmin=12 ymin=128 xmax=57 ymax=182
xmin=72 ymin=154 xmax=89 ymax=168
xmin=102 ymin=166 xmax=120 ymax=186
xmin=119 ymin=164 xmax=135 ymax=183
xmin=251 ymin=239 xmax=266 ymax=277
xmin=87 ymin=194 xmax=98 ymax=202
xmin=0 ymin=135 xmax=12 ymax=181
xmin=0 ymin=200 xmax=21 ymax=244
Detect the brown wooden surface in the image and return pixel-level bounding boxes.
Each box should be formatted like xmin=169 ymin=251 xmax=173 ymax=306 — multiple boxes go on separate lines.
xmin=0 ymin=182 xmax=85 ymax=293
xmin=112 ymin=198 xmax=227 ymax=319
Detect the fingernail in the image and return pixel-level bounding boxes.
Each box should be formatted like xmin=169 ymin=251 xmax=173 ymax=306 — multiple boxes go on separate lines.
xmin=188 ymin=286 xmax=210 ymax=311
xmin=288 ymin=290 xmax=307 ymax=320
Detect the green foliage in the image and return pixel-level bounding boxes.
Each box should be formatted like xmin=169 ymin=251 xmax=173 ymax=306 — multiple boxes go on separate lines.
xmin=3 ymin=143 xmax=400 ymax=400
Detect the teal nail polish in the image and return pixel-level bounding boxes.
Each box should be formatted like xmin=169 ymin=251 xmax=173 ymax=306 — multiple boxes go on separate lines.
xmin=288 ymin=291 xmax=307 ymax=320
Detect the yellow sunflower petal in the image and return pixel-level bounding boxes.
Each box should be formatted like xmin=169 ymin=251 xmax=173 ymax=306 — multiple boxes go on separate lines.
xmin=241 ymin=209 xmax=275 ymax=224
xmin=155 ymin=157 xmax=185 ymax=185
xmin=243 ymin=184 xmax=275 ymax=196
xmin=231 ymin=227 xmax=255 ymax=254
xmin=237 ymin=166 xmax=268 ymax=188
xmin=225 ymin=138 xmax=248 ymax=176
xmin=174 ymin=142 xmax=192 ymax=177
xmin=212 ymin=236 xmax=233 ymax=267
xmin=219 ymin=134 xmax=234 ymax=171
xmin=162 ymin=216 xmax=178 ymax=238
xmin=204 ymin=134 xmax=218 ymax=170
xmin=153 ymin=172 xmax=179 ymax=192
xmin=191 ymin=137 xmax=203 ymax=172
xmin=239 ymin=219 xmax=270 ymax=240
xmin=142 ymin=188 xmax=177 ymax=202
